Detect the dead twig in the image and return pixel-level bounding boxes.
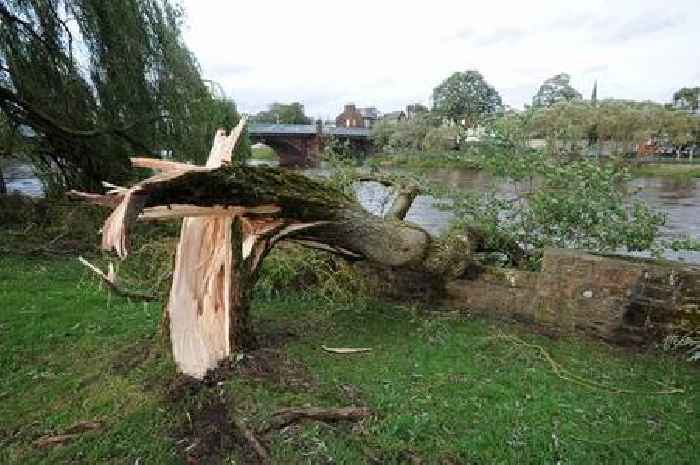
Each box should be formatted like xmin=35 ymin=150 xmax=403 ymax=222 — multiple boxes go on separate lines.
xmin=78 ymin=256 xmax=158 ymax=301
xmin=266 ymin=406 xmax=372 ymax=432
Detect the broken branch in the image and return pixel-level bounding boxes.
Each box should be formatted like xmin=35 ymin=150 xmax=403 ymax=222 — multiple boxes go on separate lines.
xmin=267 ymin=406 xmax=372 ymax=431
xmin=232 ymin=416 xmax=270 ymax=464
xmin=78 ymin=256 xmax=158 ymax=301
xmin=322 ymin=345 xmax=372 ymax=354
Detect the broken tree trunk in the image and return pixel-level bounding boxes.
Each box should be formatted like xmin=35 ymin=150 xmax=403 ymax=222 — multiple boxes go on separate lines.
xmin=72 ymin=122 xmax=472 ymax=378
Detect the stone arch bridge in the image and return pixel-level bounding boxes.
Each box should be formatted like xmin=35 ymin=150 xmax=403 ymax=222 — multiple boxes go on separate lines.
xmin=248 ymin=122 xmax=371 ymax=167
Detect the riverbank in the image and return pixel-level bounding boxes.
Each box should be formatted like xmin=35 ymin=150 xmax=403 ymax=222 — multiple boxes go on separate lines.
xmin=366 ymin=150 xmax=482 ymax=170
xmin=2 ymin=253 xmax=698 ymax=464
xmin=365 ymin=151 xmax=700 ymax=180
xmin=630 ymin=163 xmax=700 ymax=178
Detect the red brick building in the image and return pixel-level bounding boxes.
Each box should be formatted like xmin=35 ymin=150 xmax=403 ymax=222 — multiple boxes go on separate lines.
xmin=335 ymin=103 xmax=364 ymax=128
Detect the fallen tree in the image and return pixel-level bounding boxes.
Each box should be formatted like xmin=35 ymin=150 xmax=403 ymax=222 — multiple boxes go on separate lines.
xmin=72 ymin=120 xmax=474 ymax=378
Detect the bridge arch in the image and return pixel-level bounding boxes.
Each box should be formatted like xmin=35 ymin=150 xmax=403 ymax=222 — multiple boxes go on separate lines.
xmin=249 ymin=136 xmax=317 ymax=167
xmin=247 ymin=123 xmax=371 ymax=168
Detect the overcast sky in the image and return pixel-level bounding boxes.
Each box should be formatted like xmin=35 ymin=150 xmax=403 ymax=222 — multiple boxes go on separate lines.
xmin=182 ymin=0 xmax=699 ymax=120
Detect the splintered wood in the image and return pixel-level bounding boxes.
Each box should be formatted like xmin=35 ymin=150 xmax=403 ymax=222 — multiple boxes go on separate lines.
xmin=168 ymin=125 xmax=244 ymax=379
xmin=73 ymin=120 xmax=255 ymax=378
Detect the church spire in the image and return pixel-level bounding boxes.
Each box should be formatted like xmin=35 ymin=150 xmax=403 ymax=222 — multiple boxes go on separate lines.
xmin=591 ymin=80 xmax=598 ymax=106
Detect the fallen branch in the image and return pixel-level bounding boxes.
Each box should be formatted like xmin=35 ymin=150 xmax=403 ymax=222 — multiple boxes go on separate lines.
xmin=491 ymin=334 xmax=685 ymax=395
xmin=232 ymin=416 xmax=270 ymax=464
xmin=356 ymin=175 xmax=419 ymax=220
xmin=267 ymin=406 xmax=372 ymax=431
xmin=34 ymin=433 xmax=81 ymax=448
xmin=78 ymin=256 xmax=158 ymax=301
xmin=322 ymin=345 xmax=372 ymax=354
xmin=34 ymin=420 xmax=102 ymax=448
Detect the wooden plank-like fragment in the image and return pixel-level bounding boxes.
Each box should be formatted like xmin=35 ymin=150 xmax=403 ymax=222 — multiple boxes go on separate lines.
xmin=167 ymin=120 xmax=247 ymax=378
xmin=321 ymin=345 xmax=372 ymax=354
xmin=130 ymin=157 xmax=200 ymax=172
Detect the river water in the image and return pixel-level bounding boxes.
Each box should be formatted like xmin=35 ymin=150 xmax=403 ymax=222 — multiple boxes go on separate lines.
xmin=4 ymin=159 xmax=699 ymax=264
xmin=2 ymin=161 xmax=43 ymax=197
xmin=355 ymin=167 xmax=700 ymax=265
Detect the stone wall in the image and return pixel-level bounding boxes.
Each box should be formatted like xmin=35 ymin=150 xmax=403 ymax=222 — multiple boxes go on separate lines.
xmin=445 ymin=248 xmax=700 ymax=345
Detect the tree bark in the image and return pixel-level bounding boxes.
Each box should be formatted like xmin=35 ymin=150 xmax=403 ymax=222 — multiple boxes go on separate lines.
xmin=0 ymin=162 xmax=6 ymax=194
xmin=72 ymin=124 xmax=473 ymax=378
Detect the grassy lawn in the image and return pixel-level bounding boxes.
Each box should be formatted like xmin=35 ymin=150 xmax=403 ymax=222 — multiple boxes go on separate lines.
xmin=250 ymin=146 xmax=278 ymax=161
xmin=1 ymin=255 xmax=698 ymax=464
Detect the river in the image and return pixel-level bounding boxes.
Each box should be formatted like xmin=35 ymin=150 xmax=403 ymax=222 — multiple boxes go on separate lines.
xmin=4 ymin=159 xmax=699 ymax=264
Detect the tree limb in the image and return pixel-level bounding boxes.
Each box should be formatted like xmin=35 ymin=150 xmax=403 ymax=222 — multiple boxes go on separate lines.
xmin=356 ymin=175 xmax=420 ymax=220
xmin=265 ymin=407 xmax=372 ymax=431
xmin=0 ymin=87 xmax=160 ymax=148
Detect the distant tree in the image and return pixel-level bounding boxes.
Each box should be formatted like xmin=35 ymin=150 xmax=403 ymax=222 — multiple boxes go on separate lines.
xmin=529 ymin=99 xmax=700 ymax=156
xmin=432 ymin=70 xmax=502 ymax=127
xmin=423 ymin=126 xmax=460 ymax=151
xmin=0 ymin=0 xmax=245 ymax=193
xmin=254 ymin=102 xmax=311 ymax=124
xmin=406 ymin=103 xmax=428 ymax=119
xmin=532 ymin=73 xmax=582 ymax=108
xmin=672 ymin=87 xmax=700 ymax=112
xmin=370 ymin=113 xmax=438 ymax=152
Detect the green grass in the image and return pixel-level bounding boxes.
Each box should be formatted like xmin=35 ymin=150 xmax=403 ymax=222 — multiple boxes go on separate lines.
xmin=367 ymin=150 xmax=482 ymax=171
xmin=630 ymin=163 xmax=700 ymax=178
xmin=251 ymin=146 xmax=278 ymax=161
xmin=1 ymin=255 xmax=699 ymax=464
xmin=0 ymin=256 xmax=176 ymax=464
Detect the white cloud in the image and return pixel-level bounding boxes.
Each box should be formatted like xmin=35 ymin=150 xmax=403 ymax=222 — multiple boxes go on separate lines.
xmin=182 ymin=0 xmax=700 ymax=118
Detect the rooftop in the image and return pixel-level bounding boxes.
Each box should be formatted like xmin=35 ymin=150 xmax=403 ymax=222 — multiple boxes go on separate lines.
xmin=248 ymin=123 xmax=370 ymax=138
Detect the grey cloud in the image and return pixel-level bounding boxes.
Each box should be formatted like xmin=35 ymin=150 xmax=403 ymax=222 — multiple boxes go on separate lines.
xmin=207 ymin=63 xmax=253 ymax=78
xmin=500 ymin=83 xmax=540 ymax=107
xmin=445 ymin=27 xmax=474 ymax=42
xmin=544 ymin=10 xmax=683 ymax=44
xmin=444 ymin=26 xmax=527 ymax=47
xmin=582 ymin=64 xmax=609 ymax=75
xmin=604 ymin=13 xmax=683 ymax=43
xmin=473 ymin=27 xmax=528 ymax=47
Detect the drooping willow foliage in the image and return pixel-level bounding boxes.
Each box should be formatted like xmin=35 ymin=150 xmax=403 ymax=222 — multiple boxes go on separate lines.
xmin=0 ymin=0 xmax=247 ymax=194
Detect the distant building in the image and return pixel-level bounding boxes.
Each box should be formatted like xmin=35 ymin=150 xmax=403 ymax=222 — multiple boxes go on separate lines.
xmin=358 ymin=107 xmax=380 ymax=128
xmin=335 ymin=103 xmax=364 ymax=128
xmin=382 ymin=110 xmax=406 ymax=123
